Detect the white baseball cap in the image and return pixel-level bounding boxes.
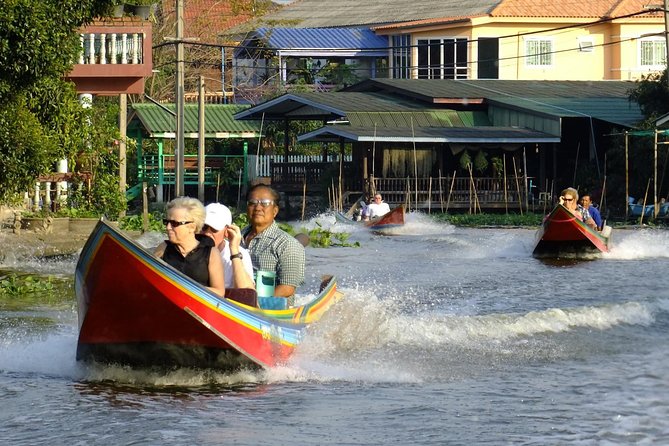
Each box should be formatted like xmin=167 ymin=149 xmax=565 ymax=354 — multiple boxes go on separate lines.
xmin=204 ymin=203 xmax=232 ymax=231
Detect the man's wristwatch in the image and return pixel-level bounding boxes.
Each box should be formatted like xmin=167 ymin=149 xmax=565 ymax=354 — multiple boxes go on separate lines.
xmin=230 ymin=253 xmax=243 ymax=261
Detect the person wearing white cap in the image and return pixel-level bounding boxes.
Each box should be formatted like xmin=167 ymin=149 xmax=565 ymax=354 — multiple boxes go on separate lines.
xmin=201 ymin=203 xmax=255 ymax=289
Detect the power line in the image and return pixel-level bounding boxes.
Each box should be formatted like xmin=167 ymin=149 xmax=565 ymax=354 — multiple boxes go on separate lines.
xmin=153 ymin=9 xmax=663 ymax=53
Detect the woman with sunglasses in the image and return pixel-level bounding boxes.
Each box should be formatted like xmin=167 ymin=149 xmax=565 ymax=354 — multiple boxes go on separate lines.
xmin=559 ymin=187 xmax=598 ymax=230
xmin=154 ymin=197 xmax=226 ymax=297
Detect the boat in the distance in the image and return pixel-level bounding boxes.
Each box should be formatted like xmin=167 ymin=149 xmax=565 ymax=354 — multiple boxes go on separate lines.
xmin=335 ymin=204 xmax=405 ymax=234
xmin=532 ymin=204 xmax=611 ymax=259
xmin=75 ymin=220 xmax=343 ymax=370
xmin=628 ymin=201 xmax=669 ymax=218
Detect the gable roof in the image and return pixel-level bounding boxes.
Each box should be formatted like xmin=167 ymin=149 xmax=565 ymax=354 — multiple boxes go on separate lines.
xmin=491 ymin=0 xmax=627 ymax=18
xmin=347 ymin=79 xmax=644 ymax=127
xmin=247 ymin=0 xmax=502 ymax=28
xmin=235 ymin=27 xmax=388 ymax=57
xmin=234 ymin=92 xmax=435 ymax=121
xmin=130 ymin=104 xmax=261 ymax=138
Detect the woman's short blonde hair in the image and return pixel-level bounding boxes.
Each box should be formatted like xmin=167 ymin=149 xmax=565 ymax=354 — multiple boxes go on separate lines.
xmin=166 ymin=196 xmax=206 ymax=231
xmin=561 ymin=187 xmax=579 ymax=201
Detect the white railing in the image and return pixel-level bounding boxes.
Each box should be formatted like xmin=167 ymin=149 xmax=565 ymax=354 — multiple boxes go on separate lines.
xmin=78 ymin=32 xmax=144 ymax=65
xmin=247 ymin=154 xmax=352 ymax=180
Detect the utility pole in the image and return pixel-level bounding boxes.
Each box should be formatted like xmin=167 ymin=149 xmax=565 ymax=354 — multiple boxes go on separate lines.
xmin=175 ymin=0 xmax=185 ymax=197
xmin=198 ymin=75 xmax=205 ymax=202
xmin=664 ymin=0 xmax=669 ymax=86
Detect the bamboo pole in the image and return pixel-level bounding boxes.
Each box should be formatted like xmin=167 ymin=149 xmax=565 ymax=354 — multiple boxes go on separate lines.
xmin=572 ymin=142 xmax=580 ymax=186
xmin=438 ymin=169 xmax=444 ymax=212
xmin=512 ymin=156 xmax=523 ymax=215
xmin=405 ymin=176 xmax=411 ymax=210
xmin=600 ymin=175 xmax=607 ymax=217
xmin=428 ymin=177 xmax=432 ymax=214
xmin=301 ymin=177 xmax=307 ymax=221
xmin=601 ymin=152 xmax=607 ymax=214
xmin=503 ymin=154 xmax=508 ymax=214
xmin=411 ymin=117 xmax=418 ymax=211
xmin=659 ymin=138 xmax=669 ymax=201
xmin=216 ymin=172 xmax=221 ymax=203
xmin=142 ymin=182 xmax=149 ymax=233
xmin=255 ymin=112 xmax=265 ymax=175
xmin=654 ymin=129 xmax=659 ymax=218
xmin=625 ymin=131 xmax=629 ymax=220
xmin=468 ymin=165 xmax=481 ymax=214
xmin=446 ymin=171 xmax=456 ymax=213
xmin=640 ymin=178 xmax=651 ymax=225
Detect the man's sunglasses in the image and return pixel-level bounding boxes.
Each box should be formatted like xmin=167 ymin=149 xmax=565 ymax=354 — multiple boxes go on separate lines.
xmin=247 ymin=199 xmax=274 ymax=207
xmin=163 ymin=219 xmax=193 ymax=227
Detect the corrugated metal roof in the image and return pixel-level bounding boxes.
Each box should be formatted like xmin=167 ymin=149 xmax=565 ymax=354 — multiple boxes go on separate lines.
xmin=234 ymin=92 xmax=430 ymax=121
xmin=250 ymin=0 xmax=501 ymax=28
xmin=130 ymin=104 xmax=262 ymax=138
xmin=251 ymin=27 xmax=387 ymax=55
xmin=349 ymin=79 xmax=644 ymax=127
xmin=298 ymin=125 xmax=559 ymax=143
xmin=345 ymin=111 xmax=491 ymax=127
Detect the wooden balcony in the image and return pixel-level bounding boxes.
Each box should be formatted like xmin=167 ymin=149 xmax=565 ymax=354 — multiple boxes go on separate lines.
xmin=65 ymin=17 xmax=152 ymax=95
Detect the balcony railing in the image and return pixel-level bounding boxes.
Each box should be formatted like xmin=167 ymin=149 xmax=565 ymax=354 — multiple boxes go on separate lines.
xmin=78 ymin=32 xmax=144 ymax=65
xmin=66 ymin=18 xmax=152 ymax=94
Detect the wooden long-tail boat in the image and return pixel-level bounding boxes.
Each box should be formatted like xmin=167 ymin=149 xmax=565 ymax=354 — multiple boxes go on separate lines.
xmin=335 ymin=204 xmax=405 ymax=234
xmin=75 ymin=220 xmax=343 ymax=370
xmin=532 ymin=204 xmax=611 ymax=259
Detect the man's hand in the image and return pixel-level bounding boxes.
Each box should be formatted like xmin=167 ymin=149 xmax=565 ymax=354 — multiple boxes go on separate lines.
xmin=226 ymin=223 xmax=243 ymax=252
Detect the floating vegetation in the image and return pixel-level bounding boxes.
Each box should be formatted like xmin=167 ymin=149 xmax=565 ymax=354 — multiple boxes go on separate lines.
xmin=279 ymin=222 xmax=359 ymax=248
xmin=432 ymin=212 xmax=544 ymax=227
xmin=0 ymin=271 xmax=73 ymax=308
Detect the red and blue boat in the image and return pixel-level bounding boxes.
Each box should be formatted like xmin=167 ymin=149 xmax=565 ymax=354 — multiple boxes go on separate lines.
xmin=532 ymin=204 xmax=611 ymax=259
xmin=75 ymin=220 xmax=343 ymax=370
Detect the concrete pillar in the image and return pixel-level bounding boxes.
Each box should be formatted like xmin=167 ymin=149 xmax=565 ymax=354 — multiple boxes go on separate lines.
xmin=34 ymin=182 xmax=41 ymax=211
xmin=44 ymin=181 xmax=52 ymax=209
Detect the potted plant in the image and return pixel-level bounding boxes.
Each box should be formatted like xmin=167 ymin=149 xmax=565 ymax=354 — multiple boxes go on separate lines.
xmin=20 ymin=209 xmax=69 ymax=234
xmin=126 ymin=1 xmax=157 ymax=20
xmin=112 ymin=1 xmax=125 ymax=17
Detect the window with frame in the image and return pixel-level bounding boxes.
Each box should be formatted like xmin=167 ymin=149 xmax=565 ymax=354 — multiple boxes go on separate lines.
xmin=640 ymin=38 xmax=666 ymax=67
xmin=578 ymin=38 xmax=594 ymax=53
xmin=391 ymin=35 xmax=411 ymax=79
xmin=416 ymin=38 xmax=468 ymax=79
xmin=525 ymin=38 xmax=553 ymax=66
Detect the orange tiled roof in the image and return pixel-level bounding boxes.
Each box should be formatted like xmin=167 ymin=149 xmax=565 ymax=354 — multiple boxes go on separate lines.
xmin=491 ymin=0 xmax=654 ymax=18
xmin=609 ymin=0 xmax=665 ymax=17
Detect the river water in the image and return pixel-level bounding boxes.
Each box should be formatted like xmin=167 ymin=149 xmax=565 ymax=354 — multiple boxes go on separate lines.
xmin=1 ymin=213 xmax=668 ymax=445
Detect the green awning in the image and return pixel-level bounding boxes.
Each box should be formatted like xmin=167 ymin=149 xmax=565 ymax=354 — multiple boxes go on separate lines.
xmin=130 ymin=103 xmax=262 ymax=138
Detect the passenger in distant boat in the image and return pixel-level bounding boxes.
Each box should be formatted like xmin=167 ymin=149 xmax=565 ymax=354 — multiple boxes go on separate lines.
xmin=154 ymin=197 xmax=226 ymax=297
xmin=579 ymin=193 xmax=602 ymax=230
xmin=201 ymin=203 xmax=255 ymax=289
xmin=366 ymin=193 xmax=391 ymax=219
xmin=242 ymin=184 xmax=305 ymax=306
xmin=559 ymin=188 xmax=598 ymax=230
xmin=358 ymin=195 xmax=370 ymax=221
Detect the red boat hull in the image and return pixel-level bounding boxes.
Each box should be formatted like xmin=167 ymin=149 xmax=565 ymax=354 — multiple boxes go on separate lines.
xmin=532 ymin=205 xmax=611 ymax=258
xmin=365 ymin=205 xmax=405 ymax=232
xmin=76 ymin=221 xmax=342 ymax=369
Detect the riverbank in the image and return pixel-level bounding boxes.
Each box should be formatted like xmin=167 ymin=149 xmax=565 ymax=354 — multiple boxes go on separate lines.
xmin=0 ymin=224 xmax=144 ymax=262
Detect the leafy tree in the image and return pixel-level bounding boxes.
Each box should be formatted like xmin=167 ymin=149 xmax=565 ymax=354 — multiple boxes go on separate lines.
xmin=0 ymin=0 xmax=114 ymax=203
xmin=628 ymin=69 xmax=669 ymax=127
